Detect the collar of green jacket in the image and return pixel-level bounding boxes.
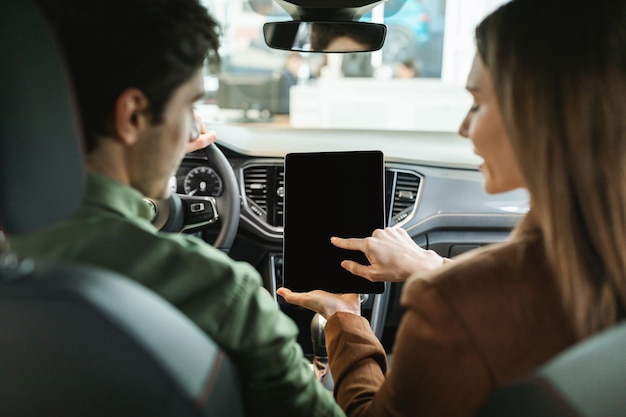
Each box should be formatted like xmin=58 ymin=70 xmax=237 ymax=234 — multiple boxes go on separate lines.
xmin=84 ymin=170 xmax=155 ymax=225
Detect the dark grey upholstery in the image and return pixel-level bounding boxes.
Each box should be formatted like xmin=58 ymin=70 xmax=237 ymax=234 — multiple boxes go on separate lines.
xmin=0 ymin=0 xmax=84 ymax=235
xmin=478 ymin=320 xmax=626 ymax=417
xmin=0 ymin=1 xmax=245 ymax=416
xmin=0 ymin=260 xmax=245 ymax=417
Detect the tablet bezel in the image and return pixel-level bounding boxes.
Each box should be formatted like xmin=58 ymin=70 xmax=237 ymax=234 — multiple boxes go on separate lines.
xmin=282 ymin=150 xmax=385 ymax=294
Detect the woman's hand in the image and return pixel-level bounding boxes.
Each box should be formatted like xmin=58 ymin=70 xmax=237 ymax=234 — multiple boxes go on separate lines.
xmin=331 ymin=227 xmax=445 ymax=283
xmin=185 ymin=112 xmax=218 ymax=153
xmin=276 ymin=287 xmax=360 ymax=320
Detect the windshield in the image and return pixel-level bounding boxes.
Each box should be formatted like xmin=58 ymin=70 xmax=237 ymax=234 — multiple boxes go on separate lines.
xmin=198 ymin=0 xmax=508 ymax=137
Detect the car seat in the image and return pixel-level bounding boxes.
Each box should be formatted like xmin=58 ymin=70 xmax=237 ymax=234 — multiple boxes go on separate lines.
xmin=0 ymin=1 xmax=245 ymax=416
xmin=478 ymin=320 xmax=626 ymax=416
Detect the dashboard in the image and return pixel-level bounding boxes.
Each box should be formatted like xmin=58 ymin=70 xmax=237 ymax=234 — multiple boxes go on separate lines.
xmin=175 ymin=122 xmax=530 ymax=355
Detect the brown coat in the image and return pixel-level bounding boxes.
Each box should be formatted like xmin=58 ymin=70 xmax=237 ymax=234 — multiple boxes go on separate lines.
xmin=325 ymin=213 xmax=578 ymax=417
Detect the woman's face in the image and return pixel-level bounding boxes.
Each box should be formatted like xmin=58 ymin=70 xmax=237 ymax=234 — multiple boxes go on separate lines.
xmin=458 ymin=54 xmax=526 ymax=194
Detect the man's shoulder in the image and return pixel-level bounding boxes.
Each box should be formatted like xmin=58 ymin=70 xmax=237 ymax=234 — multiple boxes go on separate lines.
xmin=10 ymin=212 xmax=262 ymax=292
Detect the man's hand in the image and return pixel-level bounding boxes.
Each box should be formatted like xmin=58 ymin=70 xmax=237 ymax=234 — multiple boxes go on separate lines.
xmin=186 ymin=112 xmax=217 ymax=153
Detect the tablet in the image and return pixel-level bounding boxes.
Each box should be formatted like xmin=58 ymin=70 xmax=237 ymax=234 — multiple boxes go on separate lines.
xmin=283 ymin=150 xmax=385 ymax=294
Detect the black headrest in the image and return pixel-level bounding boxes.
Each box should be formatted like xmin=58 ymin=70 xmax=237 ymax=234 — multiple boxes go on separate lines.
xmin=0 ymin=0 xmax=84 ymax=236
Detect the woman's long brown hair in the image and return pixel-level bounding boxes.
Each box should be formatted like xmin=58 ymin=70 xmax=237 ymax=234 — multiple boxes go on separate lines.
xmin=476 ymin=0 xmax=626 ymax=337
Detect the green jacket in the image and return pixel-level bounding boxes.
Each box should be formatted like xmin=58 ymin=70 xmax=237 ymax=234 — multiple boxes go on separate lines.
xmin=10 ymin=171 xmax=345 ymax=417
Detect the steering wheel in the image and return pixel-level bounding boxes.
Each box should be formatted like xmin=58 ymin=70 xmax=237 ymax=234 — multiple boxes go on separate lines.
xmin=145 ymin=144 xmax=240 ymax=253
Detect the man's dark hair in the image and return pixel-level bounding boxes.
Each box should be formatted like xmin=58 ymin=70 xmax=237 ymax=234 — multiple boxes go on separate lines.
xmin=309 ymin=22 xmax=377 ymax=51
xmin=36 ymin=0 xmax=221 ymax=152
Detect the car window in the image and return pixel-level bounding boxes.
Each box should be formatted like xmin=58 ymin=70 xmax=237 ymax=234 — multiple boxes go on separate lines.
xmin=199 ymin=0 xmax=509 ymax=136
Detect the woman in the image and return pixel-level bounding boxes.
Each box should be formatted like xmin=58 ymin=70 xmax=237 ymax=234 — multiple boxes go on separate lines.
xmin=278 ymin=0 xmax=626 ymax=415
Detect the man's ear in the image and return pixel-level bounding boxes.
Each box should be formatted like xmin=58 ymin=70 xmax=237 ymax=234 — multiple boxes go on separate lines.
xmin=114 ymin=88 xmax=149 ymax=146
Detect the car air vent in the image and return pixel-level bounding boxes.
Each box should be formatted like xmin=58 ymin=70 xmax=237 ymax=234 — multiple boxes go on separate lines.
xmin=388 ymin=170 xmax=422 ymax=226
xmin=243 ymin=165 xmax=420 ymax=229
xmin=243 ymin=165 xmax=284 ymax=227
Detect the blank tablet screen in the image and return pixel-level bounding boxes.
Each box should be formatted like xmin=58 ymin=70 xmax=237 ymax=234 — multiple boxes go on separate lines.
xmin=283 ymin=150 xmax=385 ymax=294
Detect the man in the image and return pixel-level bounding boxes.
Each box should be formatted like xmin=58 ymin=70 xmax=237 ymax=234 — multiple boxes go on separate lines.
xmin=275 ymin=51 xmax=303 ymax=114
xmin=10 ymin=1 xmax=345 ymax=416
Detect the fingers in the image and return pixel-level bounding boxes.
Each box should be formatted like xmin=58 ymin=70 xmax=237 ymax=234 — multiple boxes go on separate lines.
xmin=186 ymin=111 xmax=217 ymax=153
xmin=330 ymin=228 xmax=446 ymax=284
xmin=198 ymin=130 xmax=218 ymax=146
xmin=185 ymin=130 xmax=217 ymax=153
xmin=332 ymin=236 xmax=376 ymax=280
xmin=276 ymin=287 xmax=361 ymax=318
xmin=339 ymin=260 xmax=375 ymax=282
xmin=276 ymin=287 xmax=296 ymax=302
xmin=331 ymin=228 xmax=394 ymax=251
xmin=194 ymin=112 xmax=207 ymax=135
xmin=330 ymin=236 xmax=365 ymax=251
xmin=276 ymin=287 xmax=326 ymax=317
xmin=276 ymin=287 xmax=319 ymax=308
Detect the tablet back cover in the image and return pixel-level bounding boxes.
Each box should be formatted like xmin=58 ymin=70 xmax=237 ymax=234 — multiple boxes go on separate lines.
xmin=283 ymin=150 xmax=385 ymax=294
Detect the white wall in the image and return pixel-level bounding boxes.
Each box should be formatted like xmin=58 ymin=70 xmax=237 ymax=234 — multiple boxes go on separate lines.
xmin=441 ymin=0 xmax=510 ymax=84
xmin=289 ymin=0 xmax=511 ymax=132
xmin=290 ymin=78 xmax=471 ymax=132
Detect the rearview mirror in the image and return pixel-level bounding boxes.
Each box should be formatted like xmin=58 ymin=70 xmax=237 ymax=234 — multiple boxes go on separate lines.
xmin=263 ymin=21 xmax=386 ymax=53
